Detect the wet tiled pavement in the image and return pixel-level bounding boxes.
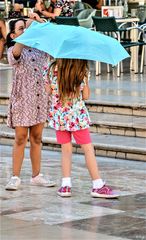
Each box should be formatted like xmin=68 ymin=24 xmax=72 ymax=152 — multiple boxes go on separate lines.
xmin=0 ymin=144 xmax=146 ymax=240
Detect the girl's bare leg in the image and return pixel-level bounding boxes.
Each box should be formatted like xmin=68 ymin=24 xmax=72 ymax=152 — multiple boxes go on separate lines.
xmin=29 ymin=123 xmax=44 ymax=177
xmin=13 ymin=127 xmax=28 ymax=176
xmin=61 ymin=142 xmax=72 ymax=177
xmin=81 ymin=143 xmax=101 ymax=180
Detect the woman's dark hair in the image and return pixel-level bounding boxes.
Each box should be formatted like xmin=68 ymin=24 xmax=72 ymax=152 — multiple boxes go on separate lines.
xmin=6 ymin=18 xmax=26 ymax=48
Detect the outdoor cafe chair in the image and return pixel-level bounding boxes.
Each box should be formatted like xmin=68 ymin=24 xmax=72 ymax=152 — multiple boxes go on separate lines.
xmin=55 ymin=16 xmax=79 ymax=26
xmin=119 ymin=22 xmax=146 ymax=73
xmin=92 ymin=16 xmax=146 ymax=76
xmin=138 ymin=23 xmax=146 ymax=73
xmin=77 ymin=9 xmax=96 ymax=29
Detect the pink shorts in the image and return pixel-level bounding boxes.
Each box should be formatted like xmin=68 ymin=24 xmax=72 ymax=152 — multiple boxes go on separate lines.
xmin=56 ymin=128 xmax=91 ymax=145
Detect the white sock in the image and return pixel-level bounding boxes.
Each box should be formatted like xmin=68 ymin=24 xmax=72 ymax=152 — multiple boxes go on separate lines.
xmin=92 ymin=179 xmax=105 ymax=189
xmin=61 ymin=177 xmax=72 ymax=187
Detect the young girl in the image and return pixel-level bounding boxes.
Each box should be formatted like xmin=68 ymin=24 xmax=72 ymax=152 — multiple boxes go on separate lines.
xmin=45 ymin=59 xmax=119 ymax=198
xmin=5 ymin=18 xmax=56 ymax=190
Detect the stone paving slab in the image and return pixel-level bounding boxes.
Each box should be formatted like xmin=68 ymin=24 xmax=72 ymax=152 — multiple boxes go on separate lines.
xmin=1 ymin=217 xmax=130 ymax=240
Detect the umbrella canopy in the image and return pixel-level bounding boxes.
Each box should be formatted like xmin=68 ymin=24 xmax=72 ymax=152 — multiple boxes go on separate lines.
xmin=15 ymin=21 xmax=129 ymax=65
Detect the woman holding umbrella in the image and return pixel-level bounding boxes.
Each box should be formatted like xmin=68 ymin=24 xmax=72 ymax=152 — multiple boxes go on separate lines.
xmin=5 ymin=18 xmax=56 ymax=190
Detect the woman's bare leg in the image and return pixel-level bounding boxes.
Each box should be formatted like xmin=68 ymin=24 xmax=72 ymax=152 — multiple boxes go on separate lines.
xmin=13 ymin=127 xmax=28 ymax=176
xmin=29 ymin=123 xmax=44 ymax=177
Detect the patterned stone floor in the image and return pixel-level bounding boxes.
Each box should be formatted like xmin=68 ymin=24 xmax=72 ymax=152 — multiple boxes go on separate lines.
xmin=0 ymin=144 xmax=146 ymax=240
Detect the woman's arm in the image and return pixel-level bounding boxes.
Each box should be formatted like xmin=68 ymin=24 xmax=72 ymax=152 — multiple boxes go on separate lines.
xmin=28 ymin=12 xmax=46 ymax=22
xmin=35 ymin=0 xmax=61 ymax=19
xmin=12 ymin=43 xmax=24 ymax=59
xmin=40 ymin=7 xmax=61 ymax=19
xmin=0 ymin=20 xmax=6 ymax=39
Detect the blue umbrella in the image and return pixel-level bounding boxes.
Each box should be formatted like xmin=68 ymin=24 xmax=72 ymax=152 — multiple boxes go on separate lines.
xmin=15 ymin=21 xmax=129 ymax=65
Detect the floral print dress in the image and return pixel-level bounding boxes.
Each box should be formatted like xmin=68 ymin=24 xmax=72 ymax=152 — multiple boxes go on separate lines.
xmin=43 ymin=64 xmax=91 ymax=131
xmin=55 ymin=0 xmax=74 ymax=17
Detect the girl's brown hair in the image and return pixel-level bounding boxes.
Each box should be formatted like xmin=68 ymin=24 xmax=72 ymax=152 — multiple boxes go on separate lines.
xmin=52 ymin=59 xmax=88 ymax=103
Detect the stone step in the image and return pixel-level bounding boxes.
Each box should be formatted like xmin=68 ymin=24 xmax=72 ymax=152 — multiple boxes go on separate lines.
xmin=0 ymin=124 xmax=146 ymax=161
xmin=86 ymin=101 xmax=146 ymax=117
xmin=0 ymin=105 xmax=146 ymax=138
xmin=0 ymin=95 xmax=146 ymax=117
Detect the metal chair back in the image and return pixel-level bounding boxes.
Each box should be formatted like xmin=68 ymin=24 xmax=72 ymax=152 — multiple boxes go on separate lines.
xmin=55 ymin=16 xmax=79 ymax=26
xmin=78 ymin=9 xmax=97 ymax=28
xmin=92 ymin=16 xmax=119 ymax=32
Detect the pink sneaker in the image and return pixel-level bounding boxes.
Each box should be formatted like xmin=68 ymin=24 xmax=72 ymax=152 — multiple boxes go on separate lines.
xmin=57 ymin=186 xmax=71 ymax=197
xmin=91 ymin=185 xmax=119 ymax=199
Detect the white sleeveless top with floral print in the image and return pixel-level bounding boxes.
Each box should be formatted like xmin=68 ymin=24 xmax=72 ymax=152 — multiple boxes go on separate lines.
xmin=43 ymin=63 xmax=91 ymax=131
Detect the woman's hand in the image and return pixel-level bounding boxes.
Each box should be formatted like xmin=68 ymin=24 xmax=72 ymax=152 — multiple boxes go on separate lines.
xmin=25 ymin=18 xmax=34 ymax=28
xmin=28 ymin=12 xmax=45 ymax=23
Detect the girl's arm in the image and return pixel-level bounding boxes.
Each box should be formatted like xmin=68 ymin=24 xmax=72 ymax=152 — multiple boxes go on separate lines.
xmin=82 ymin=77 xmax=90 ymax=100
xmin=45 ymin=82 xmax=52 ymax=94
xmin=44 ymin=69 xmax=52 ymax=95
